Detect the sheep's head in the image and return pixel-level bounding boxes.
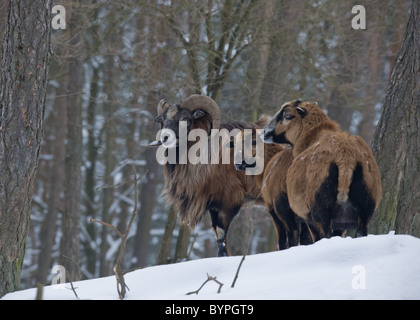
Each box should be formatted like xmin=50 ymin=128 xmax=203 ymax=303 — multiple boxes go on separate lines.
xmin=154 ymin=94 xmax=221 ymax=148
xmin=231 ymin=131 xmax=262 ymax=172
xmin=262 ymin=99 xmax=324 ymax=146
xmin=225 ymin=128 xmax=267 ymax=176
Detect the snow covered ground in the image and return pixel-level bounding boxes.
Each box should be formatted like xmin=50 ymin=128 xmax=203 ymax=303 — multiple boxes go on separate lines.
xmin=3 ymin=233 xmax=420 ymax=300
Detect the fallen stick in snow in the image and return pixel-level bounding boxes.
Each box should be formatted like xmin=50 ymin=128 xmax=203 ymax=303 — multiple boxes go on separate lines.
xmin=185 ymin=216 xmax=254 ymax=296
xmin=186 ymin=273 xmax=224 ymax=295
xmin=231 ymin=215 xmax=253 ymax=288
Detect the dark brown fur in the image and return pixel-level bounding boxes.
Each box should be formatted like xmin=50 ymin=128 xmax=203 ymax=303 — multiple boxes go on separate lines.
xmin=159 ymin=107 xmax=270 ymax=256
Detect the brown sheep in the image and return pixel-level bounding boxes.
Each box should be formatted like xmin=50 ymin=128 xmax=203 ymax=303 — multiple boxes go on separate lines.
xmin=153 ymin=94 xmax=269 ymax=256
xmin=233 ymin=133 xmax=313 ymax=249
xmin=262 ymin=99 xmax=382 ymax=240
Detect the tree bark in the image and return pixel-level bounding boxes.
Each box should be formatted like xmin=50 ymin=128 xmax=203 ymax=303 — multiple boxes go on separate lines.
xmin=99 ymin=56 xmax=118 ymax=277
xmin=132 ymin=149 xmax=159 ymax=267
xmin=173 ymin=224 xmax=191 ymax=262
xmin=59 ymin=4 xmax=84 ymax=282
xmin=36 ymin=73 xmax=67 ymax=285
xmin=157 ymin=205 xmax=177 ymax=265
xmin=358 ymin=4 xmax=385 ymax=145
xmin=0 ymin=0 xmax=52 ymax=297
xmin=370 ymin=0 xmax=420 ymax=236
xmin=83 ymin=64 xmax=100 ymax=277
xmin=132 ymin=2 xmax=168 ymax=267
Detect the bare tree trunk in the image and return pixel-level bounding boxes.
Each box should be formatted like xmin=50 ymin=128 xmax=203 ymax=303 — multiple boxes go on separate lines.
xmin=0 ymin=1 xmax=8 ymax=47
xmin=132 ymin=1 xmax=167 ymax=267
xmin=359 ymin=5 xmax=385 ymax=144
xmin=60 ymin=4 xmax=84 ymax=282
xmin=173 ymin=224 xmax=191 ymax=262
xmin=0 ymin=0 xmax=52 ymax=297
xmin=387 ymin=0 xmax=407 ymax=81
xmin=243 ymin=0 xmax=274 ymax=119
xmin=83 ymin=5 xmax=104 ymax=278
xmin=132 ymin=141 xmax=159 ymax=267
xmin=157 ymin=205 xmax=177 ymax=265
xmin=83 ymin=64 xmax=100 ymax=277
xmin=99 ymin=57 xmax=118 ymax=277
xmin=370 ymin=0 xmax=420 ymax=236
xmin=36 ymin=74 xmax=67 ymax=284
xmin=258 ymin=0 xmax=300 ymax=109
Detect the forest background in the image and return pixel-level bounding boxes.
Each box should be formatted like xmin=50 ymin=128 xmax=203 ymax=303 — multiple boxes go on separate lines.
xmin=0 ymin=0 xmax=412 ymax=289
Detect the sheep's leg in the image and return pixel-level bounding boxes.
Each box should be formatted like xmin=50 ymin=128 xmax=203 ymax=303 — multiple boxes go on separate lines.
xmin=210 ymin=206 xmax=241 ymax=257
xmin=311 ymin=163 xmax=342 ymax=238
xmin=298 ymin=221 xmax=314 ymax=245
xmin=268 ymin=207 xmax=287 ymax=250
xmin=215 ymin=228 xmax=228 ymax=257
xmin=305 ymin=218 xmax=321 ymax=242
xmin=348 ymin=164 xmax=376 ymax=238
xmin=274 ymin=194 xmax=299 ymax=248
xmin=356 ymin=217 xmax=368 ymax=237
xmin=312 ymin=214 xmax=333 ymax=239
xmin=209 ymin=208 xmax=229 ymax=257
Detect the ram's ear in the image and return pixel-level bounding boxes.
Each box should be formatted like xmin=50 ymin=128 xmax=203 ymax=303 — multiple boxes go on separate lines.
xmin=154 ymin=115 xmax=163 ymax=123
xmin=192 ymin=109 xmax=206 ymax=119
xmin=296 ymin=107 xmax=307 ymax=118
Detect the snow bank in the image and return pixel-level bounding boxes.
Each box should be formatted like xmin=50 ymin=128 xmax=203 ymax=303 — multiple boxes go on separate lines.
xmin=3 ymin=233 xmax=420 ymax=300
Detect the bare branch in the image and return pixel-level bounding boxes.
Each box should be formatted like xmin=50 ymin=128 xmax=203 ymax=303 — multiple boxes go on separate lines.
xmin=67 ymin=275 xmax=80 ymax=300
xmin=186 ymin=273 xmax=224 ymax=295
xmin=231 ymin=215 xmax=253 ymax=288
xmin=90 ymin=218 xmax=123 ymax=238
xmin=90 ymin=167 xmax=147 ymax=299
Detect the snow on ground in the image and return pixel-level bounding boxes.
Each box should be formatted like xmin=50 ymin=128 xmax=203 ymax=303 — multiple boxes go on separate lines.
xmin=3 ymin=233 xmax=420 ymax=300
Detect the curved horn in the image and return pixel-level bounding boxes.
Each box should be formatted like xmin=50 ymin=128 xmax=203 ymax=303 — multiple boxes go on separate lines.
xmin=157 ymin=99 xmax=171 ymax=116
xmin=153 ymin=99 xmax=171 ymax=146
xmin=180 ymin=94 xmax=221 ymax=129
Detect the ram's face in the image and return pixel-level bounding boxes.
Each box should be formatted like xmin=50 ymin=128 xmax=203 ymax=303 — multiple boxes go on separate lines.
xmin=262 ymin=99 xmax=307 ymax=146
xmin=154 ymin=104 xmax=206 ymax=148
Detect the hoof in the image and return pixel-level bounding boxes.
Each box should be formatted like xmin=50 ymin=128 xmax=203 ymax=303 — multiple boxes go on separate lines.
xmin=217 ymin=239 xmax=228 ymax=257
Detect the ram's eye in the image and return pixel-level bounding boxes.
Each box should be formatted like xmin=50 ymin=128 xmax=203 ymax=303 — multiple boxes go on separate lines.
xmin=284 ymin=113 xmax=295 ymax=120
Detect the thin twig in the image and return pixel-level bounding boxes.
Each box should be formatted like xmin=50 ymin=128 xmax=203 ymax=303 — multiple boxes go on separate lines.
xmin=68 ymin=277 xmax=79 ymax=300
xmin=231 ymin=215 xmax=254 ymax=288
xmin=90 ymin=218 xmax=123 ymax=238
xmin=62 ymin=254 xmax=82 ymax=282
xmin=186 ymin=273 xmax=224 ymax=295
xmin=90 ymin=166 xmax=147 ymax=299
xmin=186 ymin=233 xmax=198 ymax=260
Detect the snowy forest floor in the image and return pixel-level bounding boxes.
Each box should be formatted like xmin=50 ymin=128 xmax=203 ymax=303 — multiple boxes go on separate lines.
xmin=3 ymin=233 xmax=420 ymax=300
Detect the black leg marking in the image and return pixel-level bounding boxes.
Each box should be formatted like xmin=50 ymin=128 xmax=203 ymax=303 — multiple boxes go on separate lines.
xmin=311 ymin=163 xmax=339 ymax=238
xmin=268 ymin=207 xmax=287 ymax=250
xmin=306 ymin=217 xmax=321 ymax=243
xmin=297 ymin=218 xmax=314 ymax=245
xmin=209 ymin=208 xmax=227 ymax=257
xmin=274 ymin=193 xmax=299 ymax=248
xmin=210 ymin=205 xmax=241 ymax=257
xmin=348 ymin=164 xmax=376 ymax=237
